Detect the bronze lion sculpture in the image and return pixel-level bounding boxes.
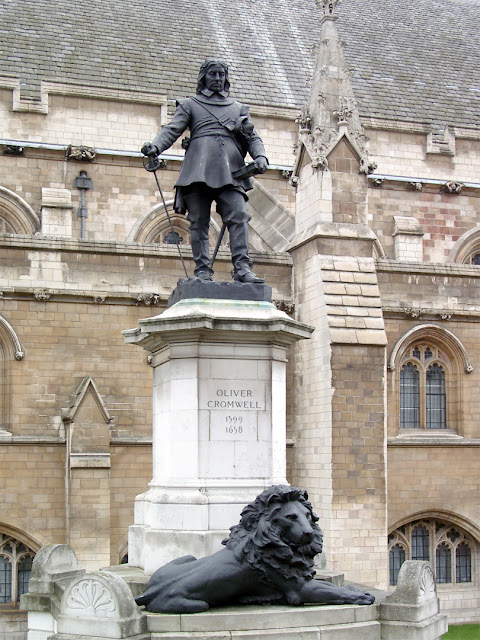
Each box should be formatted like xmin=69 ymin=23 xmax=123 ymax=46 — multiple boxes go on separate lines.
xmin=135 ymin=485 xmax=374 ymax=613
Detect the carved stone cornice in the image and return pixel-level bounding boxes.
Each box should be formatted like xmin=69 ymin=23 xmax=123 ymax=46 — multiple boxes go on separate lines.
xmin=33 ymin=289 xmax=51 ymax=301
xmin=442 ymin=181 xmax=463 ymax=194
xmin=404 ymin=308 xmax=423 ymax=319
xmin=66 ymin=145 xmax=96 ymax=162
xmin=136 ymin=293 xmax=161 ymax=306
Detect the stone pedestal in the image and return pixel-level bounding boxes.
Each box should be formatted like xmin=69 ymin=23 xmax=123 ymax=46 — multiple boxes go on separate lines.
xmin=122 ymin=298 xmax=313 ymax=573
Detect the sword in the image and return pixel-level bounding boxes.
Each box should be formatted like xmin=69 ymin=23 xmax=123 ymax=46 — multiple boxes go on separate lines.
xmin=143 ymin=153 xmax=189 ymax=278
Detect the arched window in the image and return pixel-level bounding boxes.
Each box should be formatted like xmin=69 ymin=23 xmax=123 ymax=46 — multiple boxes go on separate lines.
xmin=400 ymin=362 xmax=420 ymax=428
xmin=389 ymin=544 xmax=406 ymax=586
xmin=0 ymin=534 xmax=35 ymax=603
xmin=399 ymin=344 xmax=449 ymax=429
xmin=436 ymin=543 xmax=452 ymax=583
xmin=388 ymin=518 xmax=475 ymax=587
xmin=456 ymin=543 xmax=472 ymax=583
xmin=0 ymin=187 xmax=40 ymax=235
xmin=0 ymin=556 xmax=12 ymax=602
xmin=412 ymin=525 xmax=430 ymax=560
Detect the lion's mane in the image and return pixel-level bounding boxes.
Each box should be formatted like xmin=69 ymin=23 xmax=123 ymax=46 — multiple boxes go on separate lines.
xmin=222 ymin=485 xmax=323 ymax=586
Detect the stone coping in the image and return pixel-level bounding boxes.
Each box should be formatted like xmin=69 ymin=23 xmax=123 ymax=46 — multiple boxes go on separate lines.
xmin=0 ymin=234 xmax=293 ymax=265
xmin=376 ymin=259 xmax=480 ymax=278
xmin=123 ymin=299 xmax=314 ymax=350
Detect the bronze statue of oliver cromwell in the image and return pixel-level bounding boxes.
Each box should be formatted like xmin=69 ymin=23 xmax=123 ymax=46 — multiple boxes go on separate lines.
xmin=141 ymin=59 xmax=269 ymax=283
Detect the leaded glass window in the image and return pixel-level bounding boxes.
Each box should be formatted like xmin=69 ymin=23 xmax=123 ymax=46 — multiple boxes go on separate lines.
xmin=389 ymin=545 xmax=405 ymax=586
xmin=398 ymin=343 xmax=450 ymax=430
xmin=456 ymin=543 xmax=471 ymax=583
xmin=0 ymin=556 xmax=12 ymax=603
xmin=17 ymin=555 xmax=33 ymax=600
xmin=426 ymin=364 xmax=446 ymax=429
xmin=412 ymin=525 xmax=430 ymax=561
xmin=436 ymin=543 xmax=452 ymax=583
xmin=0 ymin=534 xmax=35 ymax=603
xmin=400 ymin=363 xmax=420 ymax=428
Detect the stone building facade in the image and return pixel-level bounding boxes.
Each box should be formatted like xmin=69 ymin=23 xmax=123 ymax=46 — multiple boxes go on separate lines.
xmin=0 ymin=0 xmax=479 ymax=628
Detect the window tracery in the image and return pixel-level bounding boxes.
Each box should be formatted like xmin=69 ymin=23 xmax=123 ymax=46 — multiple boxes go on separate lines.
xmin=399 ymin=343 xmax=449 ymax=429
xmin=0 ymin=534 xmax=35 ymax=603
xmin=388 ymin=519 xmax=474 ymax=587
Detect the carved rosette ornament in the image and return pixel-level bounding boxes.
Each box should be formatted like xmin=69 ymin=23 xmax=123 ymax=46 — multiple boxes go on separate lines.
xmin=66 ymin=579 xmax=116 ymax=616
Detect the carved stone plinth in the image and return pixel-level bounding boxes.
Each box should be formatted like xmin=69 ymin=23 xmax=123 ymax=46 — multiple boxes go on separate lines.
xmin=122 ymin=298 xmax=313 ymax=573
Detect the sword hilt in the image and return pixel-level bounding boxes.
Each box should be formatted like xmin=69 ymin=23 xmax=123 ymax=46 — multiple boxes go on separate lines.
xmin=142 ymin=153 xmax=162 ymax=172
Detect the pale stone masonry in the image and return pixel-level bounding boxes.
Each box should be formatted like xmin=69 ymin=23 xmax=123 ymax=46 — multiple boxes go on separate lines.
xmin=1 ymin=0 xmax=480 ymax=633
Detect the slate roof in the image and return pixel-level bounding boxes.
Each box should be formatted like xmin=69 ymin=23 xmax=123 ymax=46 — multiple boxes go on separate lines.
xmin=1 ymin=0 xmax=479 ymax=131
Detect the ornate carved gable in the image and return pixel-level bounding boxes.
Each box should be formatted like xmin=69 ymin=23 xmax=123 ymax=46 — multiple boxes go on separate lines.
xmin=292 ymin=2 xmax=376 ymax=181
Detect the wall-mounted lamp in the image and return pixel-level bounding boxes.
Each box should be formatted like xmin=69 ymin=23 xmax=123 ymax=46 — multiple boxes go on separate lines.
xmin=73 ymin=171 xmax=93 ymax=239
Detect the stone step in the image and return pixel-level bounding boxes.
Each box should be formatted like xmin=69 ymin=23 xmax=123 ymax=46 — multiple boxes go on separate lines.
xmin=146 ymin=603 xmax=381 ymax=638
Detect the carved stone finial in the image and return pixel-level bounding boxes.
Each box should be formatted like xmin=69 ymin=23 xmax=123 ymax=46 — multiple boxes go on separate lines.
xmin=333 ymin=99 xmax=353 ymax=125
xmin=295 ymin=107 xmax=312 ymax=134
xmin=316 ymin=0 xmax=341 ymax=16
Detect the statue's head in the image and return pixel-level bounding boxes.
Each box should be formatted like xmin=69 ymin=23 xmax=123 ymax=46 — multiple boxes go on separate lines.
xmin=197 ymin=59 xmax=230 ymax=95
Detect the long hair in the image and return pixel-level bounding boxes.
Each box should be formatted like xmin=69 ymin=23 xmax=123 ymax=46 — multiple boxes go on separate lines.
xmin=196 ymin=59 xmax=230 ymax=94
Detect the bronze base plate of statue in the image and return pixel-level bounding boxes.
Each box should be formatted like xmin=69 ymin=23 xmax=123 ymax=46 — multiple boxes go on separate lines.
xmin=167 ymin=277 xmax=272 ymax=307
